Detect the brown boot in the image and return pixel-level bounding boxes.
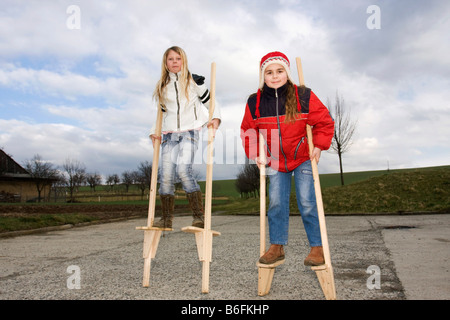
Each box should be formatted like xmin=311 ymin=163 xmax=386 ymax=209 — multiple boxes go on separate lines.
xmin=186 ymin=191 xmax=204 ymax=228
xmin=152 ymin=194 xmax=174 ymax=228
xmin=304 ymin=246 xmax=325 ymax=266
xmin=259 ymin=244 xmax=285 ymax=264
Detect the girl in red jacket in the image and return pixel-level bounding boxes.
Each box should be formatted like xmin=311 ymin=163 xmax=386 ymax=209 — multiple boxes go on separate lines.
xmin=240 ymin=52 xmax=334 ymax=265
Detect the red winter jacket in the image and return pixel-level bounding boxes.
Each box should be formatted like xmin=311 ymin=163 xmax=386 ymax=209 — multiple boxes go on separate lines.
xmin=240 ymin=83 xmax=334 ymax=172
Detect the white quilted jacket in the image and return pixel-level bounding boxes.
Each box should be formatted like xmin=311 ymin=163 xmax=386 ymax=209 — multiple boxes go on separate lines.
xmin=149 ymin=72 xmax=221 ymax=135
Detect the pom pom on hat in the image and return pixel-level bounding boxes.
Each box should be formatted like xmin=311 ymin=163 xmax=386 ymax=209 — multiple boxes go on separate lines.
xmin=259 ymin=51 xmax=295 ymax=89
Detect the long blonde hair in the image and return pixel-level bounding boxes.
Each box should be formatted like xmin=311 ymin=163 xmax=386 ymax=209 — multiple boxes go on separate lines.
xmin=153 ymin=46 xmax=192 ymax=105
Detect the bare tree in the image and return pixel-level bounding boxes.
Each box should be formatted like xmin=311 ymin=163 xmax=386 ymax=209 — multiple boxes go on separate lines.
xmin=138 ymin=161 xmax=152 ymax=185
xmin=235 ymin=163 xmax=260 ymax=198
xmin=134 ymin=161 xmax=152 ymax=199
xmin=121 ymin=170 xmax=134 ymax=192
xmin=23 ymin=154 xmax=59 ymax=202
xmin=328 ymin=92 xmax=357 ymax=185
xmin=106 ymin=174 xmax=120 ymax=191
xmin=130 ymin=170 xmax=142 ymax=195
xmin=86 ymin=172 xmax=102 ymax=192
xmin=62 ymin=158 xmax=86 ymax=202
xmin=51 ymin=171 xmax=67 ymax=202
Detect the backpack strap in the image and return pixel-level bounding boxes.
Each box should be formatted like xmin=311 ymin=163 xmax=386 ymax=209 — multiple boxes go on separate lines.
xmin=297 ymin=86 xmax=311 ymax=114
xmin=246 ymin=91 xmax=259 ymax=120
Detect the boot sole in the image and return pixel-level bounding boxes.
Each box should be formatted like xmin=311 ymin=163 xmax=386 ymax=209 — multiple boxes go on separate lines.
xmin=152 ymin=221 xmax=173 ymax=229
xmin=304 ymin=259 xmax=325 ymax=266
xmin=259 ymin=255 xmax=285 ymax=265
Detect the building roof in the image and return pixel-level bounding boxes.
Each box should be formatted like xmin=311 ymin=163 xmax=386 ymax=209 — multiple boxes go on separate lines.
xmin=0 ymin=149 xmax=31 ymax=178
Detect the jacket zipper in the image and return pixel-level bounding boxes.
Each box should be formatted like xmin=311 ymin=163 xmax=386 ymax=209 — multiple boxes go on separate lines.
xmin=174 ymin=74 xmax=181 ymax=130
xmin=275 ymin=88 xmax=289 ymax=171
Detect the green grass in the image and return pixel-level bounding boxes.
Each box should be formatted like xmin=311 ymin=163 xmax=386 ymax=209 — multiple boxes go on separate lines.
xmin=319 ymin=170 xmax=392 ymax=188
xmin=321 ymin=167 xmax=450 ymax=214
xmin=0 ymin=214 xmax=96 ymax=232
xmin=318 ymin=166 xmax=449 ymax=188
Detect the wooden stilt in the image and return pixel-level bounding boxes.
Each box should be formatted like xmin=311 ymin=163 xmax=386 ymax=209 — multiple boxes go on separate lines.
xmin=256 ymin=260 xmax=285 ymax=296
xmin=296 ymin=57 xmax=337 ymax=300
xmin=182 ymin=62 xmax=219 ymax=294
xmin=257 ymin=267 xmax=274 ymax=296
xmin=259 ymin=133 xmax=267 ymax=258
xmin=256 ymin=133 xmax=285 ymax=296
xmin=136 ymin=106 xmax=173 ymax=288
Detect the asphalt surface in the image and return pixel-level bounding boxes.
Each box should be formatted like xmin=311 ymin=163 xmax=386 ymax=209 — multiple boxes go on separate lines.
xmin=1 ymin=214 xmax=449 ymax=301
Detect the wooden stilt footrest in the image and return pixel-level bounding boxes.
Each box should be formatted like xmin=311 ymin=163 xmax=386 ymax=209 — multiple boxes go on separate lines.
xmin=181 ymin=226 xmax=220 ymax=261
xmin=256 ymin=259 xmax=285 ymax=269
xmin=311 ymin=264 xmax=336 ymax=300
xmin=136 ymin=226 xmax=173 ymax=232
xmin=182 ymin=226 xmax=221 ymax=293
xmin=181 ymin=226 xmax=221 ymax=236
xmin=256 ymin=259 xmax=285 ymax=296
xmin=136 ymin=226 xmax=173 ymax=287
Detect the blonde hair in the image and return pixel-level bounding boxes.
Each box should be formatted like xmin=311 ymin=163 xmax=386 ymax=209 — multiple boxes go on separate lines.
xmin=153 ymin=46 xmax=192 ymax=105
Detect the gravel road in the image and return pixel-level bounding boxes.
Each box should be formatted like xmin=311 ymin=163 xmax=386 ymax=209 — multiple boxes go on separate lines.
xmin=1 ymin=214 xmax=449 ymax=303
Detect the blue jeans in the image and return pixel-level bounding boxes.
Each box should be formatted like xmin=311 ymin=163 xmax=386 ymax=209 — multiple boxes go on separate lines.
xmin=158 ymin=130 xmax=201 ymax=195
xmin=267 ymin=160 xmax=322 ymax=247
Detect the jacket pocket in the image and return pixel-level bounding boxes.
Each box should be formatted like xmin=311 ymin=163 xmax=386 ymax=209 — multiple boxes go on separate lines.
xmin=294 ymin=136 xmax=306 ymax=160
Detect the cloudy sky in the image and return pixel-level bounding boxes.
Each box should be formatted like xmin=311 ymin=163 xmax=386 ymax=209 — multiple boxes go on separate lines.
xmin=1 ymin=0 xmax=449 ymax=181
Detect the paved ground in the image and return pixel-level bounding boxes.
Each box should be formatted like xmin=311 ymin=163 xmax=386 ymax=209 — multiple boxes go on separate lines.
xmin=0 ymin=214 xmax=449 ymax=301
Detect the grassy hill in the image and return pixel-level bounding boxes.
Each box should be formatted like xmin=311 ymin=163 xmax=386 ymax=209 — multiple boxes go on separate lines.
xmin=321 ymin=166 xmax=449 ymax=214
xmin=210 ymin=165 xmax=450 ymax=215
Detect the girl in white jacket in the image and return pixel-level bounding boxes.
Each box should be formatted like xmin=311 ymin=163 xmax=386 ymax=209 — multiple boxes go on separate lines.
xmin=149 ymin=46 xmax=221 ymax=228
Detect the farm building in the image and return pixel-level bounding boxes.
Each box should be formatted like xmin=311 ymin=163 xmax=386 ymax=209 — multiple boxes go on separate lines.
xmin=0 ymin=149 xmax=55 ymax=202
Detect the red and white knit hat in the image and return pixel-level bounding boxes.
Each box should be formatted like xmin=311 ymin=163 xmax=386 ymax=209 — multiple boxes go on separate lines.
xmin=259 ymin=51 xmax=295 ymax=89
